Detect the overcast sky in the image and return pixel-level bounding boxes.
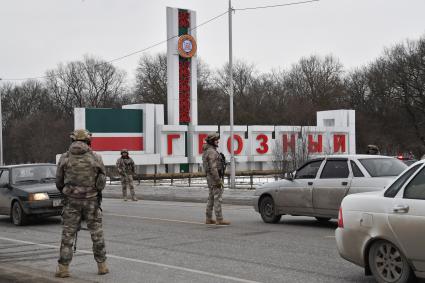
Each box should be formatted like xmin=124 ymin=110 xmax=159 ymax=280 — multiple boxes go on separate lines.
xmin=1 ymin=0 xmax=425 ymax=84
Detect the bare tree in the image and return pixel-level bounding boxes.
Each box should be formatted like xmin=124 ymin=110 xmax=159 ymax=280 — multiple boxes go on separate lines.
xmin=134 ymin=53 xmax=167 ymax=104
xmin=1 ymin=80 xmax=70 ymax=164
xmin=273 ymin=129 xmax=310 ymax=176
xmin=1 ymin=80 xmax=52 ymax=128
xmin=45 ymin=56 xmax=127 ymax=116
xmin=383 ymin=37 xmax=425 ymax=148
xmin=285 ymin=55 xmax=345 ymax=109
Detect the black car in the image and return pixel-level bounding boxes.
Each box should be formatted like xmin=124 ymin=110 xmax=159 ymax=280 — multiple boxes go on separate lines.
xmin=0 ymin=164 xmax=63 ymax=225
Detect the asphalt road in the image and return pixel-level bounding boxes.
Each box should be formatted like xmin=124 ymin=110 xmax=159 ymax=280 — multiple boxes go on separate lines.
xmin=0 ymin=199 xmax=376 ymax=283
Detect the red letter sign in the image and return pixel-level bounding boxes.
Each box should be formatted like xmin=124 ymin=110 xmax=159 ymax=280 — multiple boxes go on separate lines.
xmin=227 ymin=135 xmax=243 ymax=155
xmin=256 ymin=134 xmax=269 ymax=154
xmin=283 ymin=134 xmax=296 ymax=153
xmin=333 ymin=134 xmax=346 ymax=153
xmin=167 ymin=134 xmax=180 ymax=155
xmin=198 ymin=133 xmax=208 ymax=154
xmin=308 ymin=134 xmax=323 ymax=153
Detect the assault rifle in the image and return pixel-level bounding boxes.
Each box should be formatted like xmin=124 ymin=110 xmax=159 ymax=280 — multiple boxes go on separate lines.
xmin=219 ymin=153 xmax=227 ymax=181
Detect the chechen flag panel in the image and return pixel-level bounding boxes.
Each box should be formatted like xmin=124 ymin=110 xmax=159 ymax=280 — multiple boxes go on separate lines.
xmin=85 ymin=108 xmax=144 ymax=151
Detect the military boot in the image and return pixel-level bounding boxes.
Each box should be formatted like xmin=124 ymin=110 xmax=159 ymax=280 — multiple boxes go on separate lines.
xmin=97 ymin=261 xmax=109 ymax=275
xmin=55 ymin=264 xmax=70 ymax=278
xmin=131 ymin=196 xmax=138 ymax=201
xmin=216 ymin=219 xmax=230 ymax=225
xmin=205 ymin=218 xmax=216 ymax=224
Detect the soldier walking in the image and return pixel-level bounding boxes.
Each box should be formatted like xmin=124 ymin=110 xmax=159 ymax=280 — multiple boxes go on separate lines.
xmin=202 ymin=133 xmax=230 ymax=225
xmin=55 ymin=129 xmax=109 ymax=278
xmin=116 ymin=149 xmax=138 ymax=201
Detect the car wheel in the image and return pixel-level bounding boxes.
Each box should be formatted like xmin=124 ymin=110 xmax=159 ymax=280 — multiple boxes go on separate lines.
xmin=11 ymin=201 xmax=28 ymax=226
xmin=259 ymin=196 xmax=281 ymax=223
xmin=315 ymin=217 xmax=331 ymax=223
xmin=368 ymin=240 xmax=414 ymax=283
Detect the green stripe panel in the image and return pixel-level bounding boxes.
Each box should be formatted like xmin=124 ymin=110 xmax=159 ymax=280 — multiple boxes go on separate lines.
xmin=179 ymin=27 xmax=188 ymax=36
xmin=86 ymin=109 xmax=143 ymax=133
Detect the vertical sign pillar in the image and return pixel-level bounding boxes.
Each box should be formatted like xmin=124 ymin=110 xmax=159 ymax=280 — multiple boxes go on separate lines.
xmin=167 ymin=7 xmax=198 ymax=173
xmin=166 ymin=7 xmax=179 ymax=125
xmin=166 ymin=7 xmax=198 ymax=126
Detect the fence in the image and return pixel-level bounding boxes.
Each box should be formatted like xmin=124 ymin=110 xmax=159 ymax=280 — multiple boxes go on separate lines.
xmin=107 ymin=170 xmax=282 ymax=189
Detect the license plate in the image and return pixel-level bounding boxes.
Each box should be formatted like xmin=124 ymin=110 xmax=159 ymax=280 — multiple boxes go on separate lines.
xmin=53 ymin=199 xmax=62 ymax=207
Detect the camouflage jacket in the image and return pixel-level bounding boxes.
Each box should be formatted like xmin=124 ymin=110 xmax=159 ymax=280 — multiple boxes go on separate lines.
xmin=116 ymin=157 xmax=135 ymax=176
xmin=202 ymin=143 xmax=223 ymax=187
xmin=56 ymin=141 xmax=106 ymax=199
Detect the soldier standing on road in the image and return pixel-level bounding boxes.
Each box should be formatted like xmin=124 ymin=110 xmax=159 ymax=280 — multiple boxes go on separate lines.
xmin=55 ymin=129 xmax=109 ymax=278
xmin=116 ymin=149 xmax=138 ymax=201
xmin=202 ymin=133 xmax=230 ymax=225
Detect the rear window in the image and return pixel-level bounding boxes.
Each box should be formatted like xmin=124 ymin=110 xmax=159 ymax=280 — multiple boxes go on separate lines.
xmin=359 ymin=158 xmax=407 ymax=177
xmin=384 ymin=164 xmax=422 ymax=198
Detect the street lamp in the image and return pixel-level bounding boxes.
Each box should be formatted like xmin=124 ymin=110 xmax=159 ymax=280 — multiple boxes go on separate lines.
xmin=228 ymin=0 xmax=235 ymax=189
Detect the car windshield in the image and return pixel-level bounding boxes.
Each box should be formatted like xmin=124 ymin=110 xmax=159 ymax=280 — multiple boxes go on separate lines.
xmin=11 ymin=165 xmax=56 ymax=185
xmin=359 ymin=158 xmax=407 ymax=177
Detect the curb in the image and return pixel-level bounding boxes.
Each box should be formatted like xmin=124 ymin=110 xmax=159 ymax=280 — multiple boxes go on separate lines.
xmin=0 ymin=263 xmax=95 ymax=283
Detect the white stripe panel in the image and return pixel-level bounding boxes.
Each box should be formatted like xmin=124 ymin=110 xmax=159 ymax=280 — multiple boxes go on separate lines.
xmin=91 ymin=133 xmax=144 ymax=138
xmin=74 ymin=108 xmax=86 ymax=129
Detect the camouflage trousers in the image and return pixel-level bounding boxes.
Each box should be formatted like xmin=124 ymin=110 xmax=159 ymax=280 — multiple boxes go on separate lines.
xmin=58 ymin=198 xmax=106 ymax=265
xmin=121 ymin=175 xmax=135 ymax=198
xmin=206 ymin=185 xmax=223 ymax=220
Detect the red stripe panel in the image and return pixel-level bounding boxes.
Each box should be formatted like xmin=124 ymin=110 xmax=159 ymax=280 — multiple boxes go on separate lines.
xmin=91 ymin=137 xmax=144 ymax=151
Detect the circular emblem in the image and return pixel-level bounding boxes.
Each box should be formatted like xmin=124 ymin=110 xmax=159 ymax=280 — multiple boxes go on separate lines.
xmin=178 ymin=34 xmax=197 ymax=58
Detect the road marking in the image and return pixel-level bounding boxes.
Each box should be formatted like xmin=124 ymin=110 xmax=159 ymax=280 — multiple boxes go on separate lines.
xmin=0 ymin=236 xmax=260 ymax=283
xmin=104 ymin=213 xmax=206 ymax=225
xmin=324 ymin=235 xmax=335 ymax=238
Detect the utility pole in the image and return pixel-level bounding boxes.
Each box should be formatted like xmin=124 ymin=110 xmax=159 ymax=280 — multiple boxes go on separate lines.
xmin=0 ymin=78 xmax=3 ymax=165
xmin=228 ymin=0 xmax=235 ymax=189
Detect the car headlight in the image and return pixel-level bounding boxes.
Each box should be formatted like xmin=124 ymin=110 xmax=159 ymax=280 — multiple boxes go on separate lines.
xmin=28 ymin=193 xmax=49 ymax=201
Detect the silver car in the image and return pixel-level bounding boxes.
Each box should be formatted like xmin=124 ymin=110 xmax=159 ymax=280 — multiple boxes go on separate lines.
xmin=336 ymin=159 xmax=425 ymax=283
xmin=253 ymin=155 xmax=407 ymax=223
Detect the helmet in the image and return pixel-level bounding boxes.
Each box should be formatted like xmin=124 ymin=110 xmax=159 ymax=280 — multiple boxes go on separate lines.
xmin=367 ymin=144 xmax=379 ymax=150
xmin=367 ymin=144 xmax=379 ymax=154
xmin=70 ymin=129 xmax=92 ymax=142
xmin=121 ymin=149 xmax=129 ymax=154
xmin=205 ymin=133 xmax=220 ymax=144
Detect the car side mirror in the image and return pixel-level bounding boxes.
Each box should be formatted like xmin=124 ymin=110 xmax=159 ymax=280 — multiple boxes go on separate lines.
xmin=284 ymin=172 xmax=294 ymax=181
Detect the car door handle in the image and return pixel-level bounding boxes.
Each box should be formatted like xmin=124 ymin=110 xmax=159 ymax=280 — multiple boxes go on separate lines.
xmin=342 ymin=182 xmax=348 ymax=186
xmin=308 ymin=182 xmax=313 ymax=186
xmin=393 ymin=204 xmax=409 ymax=213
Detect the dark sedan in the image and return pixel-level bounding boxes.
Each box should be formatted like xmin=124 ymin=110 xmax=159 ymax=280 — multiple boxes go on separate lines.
xmin=0 ymin=164 xmax=63 ymax=225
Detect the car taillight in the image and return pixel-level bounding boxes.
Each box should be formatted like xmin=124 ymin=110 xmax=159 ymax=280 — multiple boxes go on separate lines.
xmin=338 ymin=207 xmax=344 ymax=228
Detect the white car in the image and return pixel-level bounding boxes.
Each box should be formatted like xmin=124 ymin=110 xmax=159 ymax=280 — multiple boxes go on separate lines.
xmin=253 ymin=155 xmax=407 ymax=223
xmin=336 ymin=159 xmax=425 ymax=283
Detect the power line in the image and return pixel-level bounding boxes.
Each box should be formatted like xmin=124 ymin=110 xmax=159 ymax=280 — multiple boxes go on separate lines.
xmin=1 ymin=0 xmax=320 ymax=82
xmin=235 ymin=0 xmax=319 ymax=11
xmin=1 ymin=10 xmax=229 ymax=82
xmin=107 ymin=10 xmax=228 ymax=65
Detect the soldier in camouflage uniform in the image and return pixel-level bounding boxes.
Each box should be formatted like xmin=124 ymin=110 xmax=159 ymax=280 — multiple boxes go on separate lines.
xmin=55 ymin=129 xmax=109 ymax=278
xmin=116 ymin=149 xmax=137 ymax=201
xmin=202 ymin=133 xmax=230 ymax=225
